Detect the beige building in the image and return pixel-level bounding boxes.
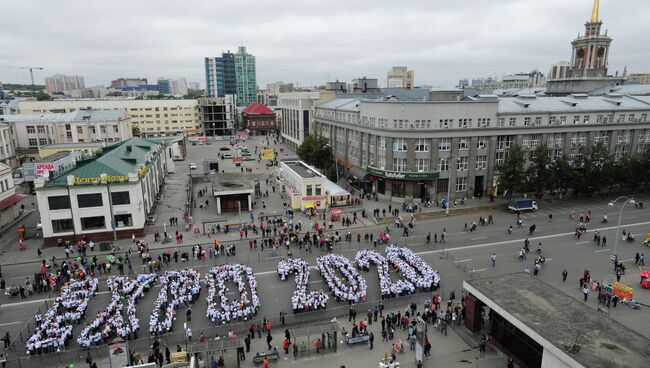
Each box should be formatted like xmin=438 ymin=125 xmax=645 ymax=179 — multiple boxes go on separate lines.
xmin=14 ymin=99 xmax=200 ymax=135
xmin=628 ymin=73 xmax=650 ymax=85
xmin=387 ymin=66 xmax=415 ymax=89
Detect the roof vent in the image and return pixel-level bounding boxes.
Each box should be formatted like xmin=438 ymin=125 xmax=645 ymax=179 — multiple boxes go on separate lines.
xmin=518 ymin=95 xmax=537 ymax=99
xmin=126 ymin=145 xmax=132 ymax=152
xmin=604 ymin=93 xmax=623 ymax=98
xmin=570 ymin=93 xmax=589 ymax=99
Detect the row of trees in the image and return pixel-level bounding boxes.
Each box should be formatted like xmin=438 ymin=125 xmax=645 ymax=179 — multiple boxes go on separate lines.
xmin=497 ymin=142 xmax=650 ymax=198
xmin=297 ymin=134 xmax=338 ymax=181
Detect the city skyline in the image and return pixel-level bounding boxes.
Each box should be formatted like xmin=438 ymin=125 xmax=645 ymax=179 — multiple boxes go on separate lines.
xmin=1 ymin=0 xmax=648 ymax=89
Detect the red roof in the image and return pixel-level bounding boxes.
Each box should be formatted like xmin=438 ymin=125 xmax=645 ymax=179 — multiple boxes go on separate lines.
xmin=0 ymin=193 xmax=27 ymax=212
xmin=242 ymin=102 xmax=274 ymax=115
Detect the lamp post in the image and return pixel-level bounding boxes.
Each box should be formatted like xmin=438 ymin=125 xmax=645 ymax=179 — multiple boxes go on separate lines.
xmin=445 ymin=155 xmax=459 ymax=215
xmin=608 ymin=196 xmax=635 ymax=268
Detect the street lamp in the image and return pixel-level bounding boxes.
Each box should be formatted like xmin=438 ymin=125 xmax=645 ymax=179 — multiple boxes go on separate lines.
xmin=607 ymin=196 xmax=636 ymax=267
xmin=445 ymin=155 xmax=460 ymax=215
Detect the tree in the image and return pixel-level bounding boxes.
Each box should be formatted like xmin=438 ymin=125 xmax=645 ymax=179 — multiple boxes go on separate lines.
xmin=297 ymin=134 xmax=337 ymax=181
xmin=571 ymin=142 xmax=613 ymax=196
xmin=35 ymin=91 xmax=51 ymax=101
xmin=549 ymin=155 xmax=574 ymax=198
xmin=496 ymin=144 xmax=526 ymax=197
xmin=526 ymin=144 xmax=552 ymax=198
xmin=183 ymin=89 xmax=203 ymax=99
xmin=132 ymin=125 xmax=141 ymax=137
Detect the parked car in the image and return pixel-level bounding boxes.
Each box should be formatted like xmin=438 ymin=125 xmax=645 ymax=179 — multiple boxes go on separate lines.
xmin=189 ymin=163 xmax=197 ymax=170
xmin=219 ymin=147 xmax=231 ymax=151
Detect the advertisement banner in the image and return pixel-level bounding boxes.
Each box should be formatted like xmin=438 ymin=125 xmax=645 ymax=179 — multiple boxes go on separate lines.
xmin=35 ymin=163 xmax=55 ymax=176
xmin=613 ymin=282 xmax=633 ymax=300
xmin=262 ymin=149 xmax=275 ymax=161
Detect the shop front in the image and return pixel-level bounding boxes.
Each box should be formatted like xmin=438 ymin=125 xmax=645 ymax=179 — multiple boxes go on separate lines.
xmin=366 ymin=167 xmax=438 ymax=201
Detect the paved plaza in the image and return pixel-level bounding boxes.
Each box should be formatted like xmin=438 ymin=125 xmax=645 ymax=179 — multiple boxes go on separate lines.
xmin=1 ymin=135 xmax=650 ymax=367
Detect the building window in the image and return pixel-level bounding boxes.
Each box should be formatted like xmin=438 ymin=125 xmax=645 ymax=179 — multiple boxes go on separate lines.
xmin=642 ymin=114 xmax=648 ymax=122
xmin=77 ymin=193 xmax=103 ymax=208
xmin=583 ymin=115 xmax=590 ymax=124
xmin=89 ymin=126 xmax=96 ymax=134
xmin=48 ymin=196 xmax=71 ymax=210
xmin=458 ymin=119 xmax=470 ymax=128
xmin=26 ymin=126 xmax=35 ymax=134
xmin=100 ymin=126 xmax=106 ymax=134
xmin=496 ymin=151 xmax=505 ymax=165
xmin=438 ymin=138 xmax=451 ymax=151
xmin=509 ymin=117 xmax=516 ymax=126
xmin=378 ymin=136 xmax=386 ymax=150
xmin=549 ymin=116 xmax=557 ymax=125
xmin=393 ymin=138 xmax=407 ymax=152
xmin=476 ymin=155 xmax=487 ymax=170
xmin=415 ymin=138 xmax=429 ymax=152
xmin=114 ymin=214 xmax=133 ymax=228
xmin=37 ymin=126 xmax=45 ymax=133
xmin=306 ymin=185 xmax=313 ymax=196
xmin=477 ymin=138 xmax=487 ymax=150
xmin=438 ymin=157 xmax=449 ymax=172
xmin=415 ymin=158 xmax=429 ymax=172
xmin=629 ymin=114 xmax=635 ymax=122
xmin=51 ymin=219 xmax=74 ymax=233
xmin=456 ymin=177 xmax=468 ymax=192
xmin=393 ymin=158 xmax=407 ymax=171
xmin=560 ymin=116 xmax=567 ymax=124
xmin=39 ymin=138 xmax=48 ymax=146
xmin=534 ymin=117 xmax=542 ymax=126
xmin=77 ymin=126 xmax=83 ymax=134
xmin=113 ymin=125 xmax=119 ymax=133
xmin=478 ymin=118 xmax=490 ymax=127
xmin=439 ymin=119 xmax=451 ymax=129
xmin=376 ymin=155 xmax=386 ymax=169
xmin=458 ymin=138 xmax=469 ymax=150
xmin=497 ymin=118 xmax=505 ymax=127
xmin=28 ymin=138 xmax=37 ymax=148
xmin=524 ymin=117 xmax=531 ymax=126
xmin=111 ymin=191 xmax=131 ymax=205
xmin=81 ymin=216 xmax=106 ymax=230
xmin=315 ymin=184 xmax=322 ymax=196
xmin=457 ymin=157 xmax=468 ymax=171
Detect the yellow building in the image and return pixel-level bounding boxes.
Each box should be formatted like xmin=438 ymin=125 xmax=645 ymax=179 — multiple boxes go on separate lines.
xmin=16 ymin=99 xmax=200 ymax=135
xmin=38 ymin=142 xmax=110 ymax=159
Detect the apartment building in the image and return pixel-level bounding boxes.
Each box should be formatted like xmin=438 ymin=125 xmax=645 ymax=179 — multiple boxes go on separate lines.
xmin=313 ymin=94 xmax=650 ymax=202
xmin=12 ymin=99 xmax=199 ymax=135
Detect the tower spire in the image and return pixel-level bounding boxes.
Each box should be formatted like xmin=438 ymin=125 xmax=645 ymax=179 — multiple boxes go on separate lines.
xmin=590 ymin=0 xmax=600 ymax=23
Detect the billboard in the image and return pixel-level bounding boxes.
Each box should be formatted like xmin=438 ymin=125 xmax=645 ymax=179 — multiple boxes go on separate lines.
xmin=262 ymin=149 xmax=275 ymax=161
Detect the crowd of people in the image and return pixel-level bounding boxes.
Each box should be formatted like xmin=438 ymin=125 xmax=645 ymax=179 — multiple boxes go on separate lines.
xmin=26 ymin=277 xmax=98 ymax=354
xmin=386 ymin=245 xmax=441 ymax=290
xmin=206 ymin=264 xmax=260 ymax=324
xmin=77 ymin=274 xmax=156 ymax=347
xmin=317 ymin=254 xmax=367 ymax=303
xmin=355 ymin=249 xmax=415 ymax=297
xmin=277 ymin=257 xmax=329 ymax=312
xmin=149 ymin=269 xmax=201 ymax=335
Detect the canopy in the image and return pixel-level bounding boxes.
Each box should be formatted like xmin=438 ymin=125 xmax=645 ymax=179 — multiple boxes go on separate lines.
xmin=640 ymin=271 xmax=650 ymax=278
xmin=304 ymin=204 xmax=314 ymax=209
xmin=330 ymin=208 xmax=342 ymax=214
xmin=325 ymin=180 xmax=351 ymax=197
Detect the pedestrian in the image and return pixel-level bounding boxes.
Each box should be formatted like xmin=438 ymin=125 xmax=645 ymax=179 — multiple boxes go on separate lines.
xmin=640 ymin=253 xmax=646 ymax=266
xmin=562 ymin=269 xmax=568 ymax=282
xmin=266 ymin=332 xmax=273 ymax=349
xmin=602 ymin=236 xmax=607 ymax=247
xmin=582 ymin=285 xmax=589 ymax=301
xmin=479 ymin=335 xmax=487 ymax=354
xmin=85 ymin=352 xmax=93 ymax=367
xmin=548 ymin=213 xmax=553 ymax=222
xmin=491 ymin=253 xmax=496 ymax=267
xmin=369 ymin=332 xmax=374 ymax=350
xmin=186 ymin=307 xmax=192 ymax=322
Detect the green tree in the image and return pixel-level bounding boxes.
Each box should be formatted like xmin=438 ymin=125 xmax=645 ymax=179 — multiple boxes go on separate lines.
xmin=496 ymin=144 xmax=526 ymax=197
xmin=35 ymin=91 xmax=51 ymax=101
xmin=549 ymin=155 xmax=574 ymax=198
xmin=526 ymin=144 xmax=552 ymax=198
xmin=183 ymin=89 xmax=203 ymax=99
xmin=297 ymin=134 xmax=337 ymax=181
xmin=132 ymin=125 xmax=141 ymax=137
xmin=572 ymin=142 xmax=612 ymax=196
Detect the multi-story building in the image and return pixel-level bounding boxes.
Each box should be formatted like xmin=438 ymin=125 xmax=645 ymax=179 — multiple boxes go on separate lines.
xmin=350 ymin=77 xmax=379 ymax=93
xmin=312 ymin=94 xmax=650 ymax=202
xmin=235 ymin=46 xmax=257 ymax=107
xmin=242 ymin=102 xmax=276 ymax=136
xmin=111 ymin=78 xmax=148 ymax=88
xmin=278 ymin=92 xmax=332 ymax=151
xmin=628 ymin=73 xmax=650 ymax=85
xmin=205 ymin=52 xmax=237 ymax=98
xmin=11 ymin=99 xmax=200 ymax=135
xmin=35 ymin=137 xmax=174 ymax=245
xmin=45 ymin=74 xmax=85 ymax=94
xmin=0 ymin=161 xmax=23 ymax=228
xmin=0 ymin=123 xmax=16 ymax=167
xmin=387 ymin=67 xmax=415 ymax=89
xmin=471 ymin=71 xmax=546 ymax=91
xmin=198 ymin=96 xmax=236 ymax=136
xmin=1 ymin=110 xmax=132 ymax=163
xmin=158 ymin=77 xmax=188 ymax=96
xmin=549 ymin=62 xmax=571 ymax=80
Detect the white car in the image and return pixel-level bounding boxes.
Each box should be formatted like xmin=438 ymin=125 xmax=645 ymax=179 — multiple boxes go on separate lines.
xmin=223 ymin=153 xmax=233 ymax=159
xmin=189 ymin=163 xmax=197 ymax=170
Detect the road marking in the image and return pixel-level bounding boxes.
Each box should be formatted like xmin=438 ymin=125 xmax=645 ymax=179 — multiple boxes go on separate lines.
xmin=594 ymin=249 xmax=611 ymax=253
xmin=454 ymin=259 xmax=472 ymax=263
xmin=472 ymin=269 xmax=487 ymax=272
xmin=471 ymin=237 xmax=487 ymax=240
xmin=624 ymin=216 xmax=637 ymax=220
xmin=546 ymin=258 xmax=552 ymax=261
xmin=0 ymin=321 xmax=25 ymax=327
xmin=308 ymin=280 xmax=322 ymax=284
xmin=415 ymin=220 xmax=650 ymax=256
xmin=620 ymin=258 xmax=635 ymax=262
xmin=576 ymin=241 xmax=590 ymax=244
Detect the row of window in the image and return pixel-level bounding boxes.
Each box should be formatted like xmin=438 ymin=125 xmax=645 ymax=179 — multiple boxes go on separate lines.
xmin=305 ymin=184 xmax=322 ymax=196
xmin=51 ymin=213 xmax=133 ymax=233
xmin=48 ymin=191 xmax=130 ymax=210
xmin=377 ymin=137 xmax=489 ymax=152
xmin=497 ymin=113 xmax=648 ymax=127
xmin=379 ymin=157 xmax=488 ymax=172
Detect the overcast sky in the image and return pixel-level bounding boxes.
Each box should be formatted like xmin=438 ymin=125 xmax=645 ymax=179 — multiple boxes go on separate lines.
xmin=1 ymin=0 xmax=647 ymax=89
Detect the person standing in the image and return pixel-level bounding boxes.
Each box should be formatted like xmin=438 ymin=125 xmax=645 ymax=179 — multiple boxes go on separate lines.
xmin=582 ymin=285 xmax=590 ymax=301
xmin=266 ymin=331 xmax=273 ymax=349
xmin=636 ymin=252 xmax=640 ymax=265
xmin=562 ymin=269 xmax=568 ymax=282
xmin=491 ymin=253 xmax=496 ymax=267
xmin=245 ymin=334 xmax=251 ymax=352
xmin=369 ymin=332 xmax=374 ymax=350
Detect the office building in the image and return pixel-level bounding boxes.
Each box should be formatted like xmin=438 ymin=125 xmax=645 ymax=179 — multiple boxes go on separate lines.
xmin=546 ymin=0 xmax=625 ymax=95
xmin=235 ymin=46 xmax=257 ymax=107
xmin=205 ymin=52 xmax=237 ymax=98
xmin=387 ymin=67 xmax=415 ymax=89
xmin=242 ymin=102 xmax=276 ymax=136
xmin=198 ymin=96 xmax=236 ymax=136
xmin=549 ymin=62 xmax=571 ymax=80
xmin=45 ymin=74 xmax=85 ymax=94
xmin=35 ymin=137 xmax=175 ymax=245
xmin=312 ymin=94 xmax=650 ymax=201
xmin=628 ymin=73 xmax=650 ymax=85
xmin=278 ymin=92 xmax=332 ymax=151
xmin=111 ymin=78 xmax=148 ymax=88
xmin=12 ymin=99 xmax=200 ymax=136
xmin=350 ymin=77 xmax=379 ymax=93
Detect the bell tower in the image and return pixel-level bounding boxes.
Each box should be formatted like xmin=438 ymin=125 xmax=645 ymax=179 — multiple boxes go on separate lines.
xmin=569 ymin=0 xmax=612 ymax=78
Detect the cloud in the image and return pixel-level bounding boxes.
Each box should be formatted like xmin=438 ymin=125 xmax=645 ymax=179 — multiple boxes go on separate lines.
xmin=0 ymin=0 xmax=647 ymax=88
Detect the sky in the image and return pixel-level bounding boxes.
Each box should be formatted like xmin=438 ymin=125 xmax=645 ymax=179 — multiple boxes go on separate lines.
xmin=0 ymin=0 xmax=648 ymax=89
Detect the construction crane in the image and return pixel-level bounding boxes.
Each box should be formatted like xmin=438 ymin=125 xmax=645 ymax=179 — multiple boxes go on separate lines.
xmin=0 ymin=66 xmax=44 ymax=97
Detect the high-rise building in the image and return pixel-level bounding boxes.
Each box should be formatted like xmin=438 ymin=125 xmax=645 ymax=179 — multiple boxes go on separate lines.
xmin=204 ymin=52 xmax=236 ymax=98
xmin=157 ymin=78 xmax=188 ymax=96
xmin=387 ymin=66 xmax=415 ymax=89
xmin=111 ymin=78 xmax=148 ymax=88
xmin=44 ymin=74 xmax=85 ymax=94
xmin=234 ymin=46 xmax=257 ymax=107
xmin=548 ymin=62 xmax=571 ymax=80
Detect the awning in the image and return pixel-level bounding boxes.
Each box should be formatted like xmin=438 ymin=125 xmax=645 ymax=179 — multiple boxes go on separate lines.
xmin=325 ymin=180 xmax=351 ymax=197
xmin=640 ymin=271 xmax=650 ymax=278
xmin=0 ymin=193 xmax=27 ymax=211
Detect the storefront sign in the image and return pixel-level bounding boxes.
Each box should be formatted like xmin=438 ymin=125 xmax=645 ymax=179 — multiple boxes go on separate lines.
xmin=138 ymin=166 xmax=149 ymax=177
xmin=613 ymin=282 xmax=633 ymax=300
xmin=366 ymin=166 xmax=439 ymax=180
xmin=74 ymin=175 xmax=129 ymax=185
xmin=35 ymin=163 xmax=55 ymax=176
xmin=262 ymin=149 xmax=275 ymax=161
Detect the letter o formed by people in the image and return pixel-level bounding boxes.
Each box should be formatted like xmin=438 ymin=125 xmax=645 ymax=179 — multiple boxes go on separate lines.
xmin=277 ymin=257 xmax=329 ymax=313
xmin=150 ymin=269 xmax=201 ymax=335
xmin=385 ymin=245 xmax=441 ymax=291
xmin=317 ymin=254 xmax=367 ymax=303
xmin=355 ymin=249 xmax=415 ymax=297
xmin=206 ymin=264 xmax=260 ymax=324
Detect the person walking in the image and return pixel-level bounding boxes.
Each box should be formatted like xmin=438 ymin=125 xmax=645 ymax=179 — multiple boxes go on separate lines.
xmin=582 ymin=285 xmax=590 ymax=302
xmin=369 ymin=332 xmax=374 ymax=350
xmin=479 ymin=335 xmax=487 ymax=355
xmin=562 ymin=269 xmax=568 ymax=282
xmin=266 ymin=331 xmax=273 ymax=349
xmin=636 ymin=252 xmax=641 ymax=265
xmin=602 ymin=236 xmax=607 ymax=247
xmin=491 ymin=253 xmax=496 ymax=267
xmin=640 ymin=253 xmax=645 ymax=266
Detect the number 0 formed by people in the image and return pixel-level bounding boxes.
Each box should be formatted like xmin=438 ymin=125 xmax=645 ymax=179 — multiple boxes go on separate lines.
xmin=355 ymin=249 xmax=415 ymax=297
xmin=205 ymin=264 xmax=261 ymax=324
xmin=385 ymin=245 xmax=441 ymax=291
xmin=317 ymin=254 xmax=368 ymax=303
xmin=277 ymin=257 xmax=329 ymax=312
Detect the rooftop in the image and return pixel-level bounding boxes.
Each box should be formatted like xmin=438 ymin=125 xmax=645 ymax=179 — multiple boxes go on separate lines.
xmin=465 ymin=273 xmax=650 ymax=368
xmin=32 ymin=151 xmax=76 ymax=163
xmin=498 ymin=94 xmax=650 ymax=114
xmin=282 ymin=161 xmax=324 ymax=179
xmin=211 ymin=173 xmax=254 ymax=194
xmin=242 ymin=102 xmax=274 ymax=115
xmin=0 ymin=109 xmax=127 ymax=123
xmin=40 ymin=142 xmax=111 ymax=149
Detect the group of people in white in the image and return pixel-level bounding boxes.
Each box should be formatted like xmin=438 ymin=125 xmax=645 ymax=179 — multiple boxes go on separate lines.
xmin=355 ymin=249 xmax=415 ymax=297
xmin=385 ymin=245 xmax=441 ymax=290
xmin=26 ymin=277 xmax=98 ymax=354
xmin=317 ymin=254 xmax=368 ymax=303
xmin=77 ymin=274 xmax=156 ymax=347
xmin=149 ymin=269 xmax=201 ymax=335
xmin=277 ymin=257 xmax=329 ymax=312
xmin=205 ymin=264 xmax=260 ymax=324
